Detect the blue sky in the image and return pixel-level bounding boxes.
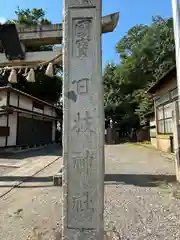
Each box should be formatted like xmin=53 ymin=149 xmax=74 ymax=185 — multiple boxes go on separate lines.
xmin=0 ymin=0 xmax=173 ymax=67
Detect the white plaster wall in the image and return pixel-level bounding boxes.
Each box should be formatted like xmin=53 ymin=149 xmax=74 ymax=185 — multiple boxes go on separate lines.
xmin=44 ymin=106 xmax=52 ymax=116
xmin=7 ymin=112 xmax=17 ymax=146
xmin=0 ymin=137 xmax=6 ymax=147
xmin=0 ymin=115 xmax=7 ymax=147
xmin=33 ymin=107 xmax=43 ymax=114
xmin=19 ymin=112 xmax=32 ymax=118
xmin=19 ymin=95 xmax=32 ymax=111
xmin=52 ymin=120 xmax=56 ymax=141
xmin=52 ymin=109 xmax=56 ymax=117
xmin=0 ymin=91 xmax=7 ymax=110
xmin=10 ymin=92 xmax=18 ymax=107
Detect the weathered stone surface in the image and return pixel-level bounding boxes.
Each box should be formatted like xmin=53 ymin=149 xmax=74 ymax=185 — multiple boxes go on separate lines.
xmin=16 ymin=13 xmax=119 ymax=47
xmin=0 ymin=46 xmax=62 ymax=67
xmin=62 ymin=0 xmax=104 ymax=239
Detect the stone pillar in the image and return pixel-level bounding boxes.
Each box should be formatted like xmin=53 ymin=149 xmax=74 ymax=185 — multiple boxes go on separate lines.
xmin=172 ymin=101 xmax=180 ymax=181
xmin=172 ymin=0 xmax=180 ymax=182
xmin=106 ymin=127 xmax=113 ymax=144
xmin=62 ymin=0 xmax=104 ymax=239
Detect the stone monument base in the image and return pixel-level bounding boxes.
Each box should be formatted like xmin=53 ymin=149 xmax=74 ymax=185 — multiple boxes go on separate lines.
xmin=53 ymin=172 xmax=62 ymax=186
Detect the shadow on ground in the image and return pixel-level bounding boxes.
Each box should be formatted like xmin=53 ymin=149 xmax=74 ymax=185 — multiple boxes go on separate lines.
xmin=0 ymin=172 xmax=177 ymax=188
xmin=0 ymin=168 xmax=63 ymax=188
xmin=0 ymin=176 xmax=54 ymax=182
xmin=0 ymin=145 xmax=62 ymax=160
xmin=105 ymin=174 xmax=177 ymax=187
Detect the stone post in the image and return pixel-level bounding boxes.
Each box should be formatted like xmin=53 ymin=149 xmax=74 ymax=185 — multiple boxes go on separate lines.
xmin=172 ymin=101 xmax=180 ymax=181
xmin=172 ymin=0 xmax=180 ymax=182
xmin=62 ymin=0 xmax=104 ymax=239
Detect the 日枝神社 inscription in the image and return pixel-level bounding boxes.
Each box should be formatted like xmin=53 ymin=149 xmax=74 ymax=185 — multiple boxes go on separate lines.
xmin=72 ymin=111 xmax=94 ymax=134
xmin=72 ymin=78 xmax=89 ymax=94
xmin=77 ymin=78 xmax=89 ymax=94
xmin=68 ymin=149 xmax=97 ymax=228
xmin=72 ymin=192 xmax=94 ymax=214
xmin=72 ymin=149 xmax=93 ymax=175
xmin=71 ymin=191 xmax=95 ymax=221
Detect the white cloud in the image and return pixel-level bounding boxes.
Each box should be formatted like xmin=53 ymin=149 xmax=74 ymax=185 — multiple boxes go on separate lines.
xmin=0 ymin=17 xmax=6 ymax=24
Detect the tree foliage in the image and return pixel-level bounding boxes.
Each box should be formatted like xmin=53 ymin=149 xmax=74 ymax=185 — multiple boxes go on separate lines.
xmin=104 ymin=16 xmax=175 ymax=130
xmin=6 ymin=7 xmax=51 ymax=25
xmin=12 ymin=72 xmax=62 ymax=103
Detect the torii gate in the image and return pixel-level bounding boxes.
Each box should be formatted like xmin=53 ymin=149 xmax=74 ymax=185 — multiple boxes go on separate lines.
xmin=0 ymin=12 xmax=119 ymax=68
xmin=0 ymin=4 xmax=119 ymax=240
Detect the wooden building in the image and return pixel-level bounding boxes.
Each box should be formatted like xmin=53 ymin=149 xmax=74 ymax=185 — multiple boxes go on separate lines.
xmin=147 ymin=66 xmax=177 ymax=153
xmin=0 ymin=86 xmax=61 ymax=148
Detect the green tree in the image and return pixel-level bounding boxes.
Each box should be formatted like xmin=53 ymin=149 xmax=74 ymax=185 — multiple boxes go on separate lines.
xmin=104 ymin=15 xmax=175 ymax=130
xmin=13 ymin=72 xmax=62 ymax=103
xmin=6 ymin=7 xmax=52 ymax=52
xmin=7 ymin=7 xmax=51 ymax=25
xmin=116 ymin=24 xmax=149 ymax=63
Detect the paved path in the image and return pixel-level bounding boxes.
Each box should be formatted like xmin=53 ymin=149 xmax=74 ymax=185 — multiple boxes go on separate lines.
xmin=0 ymin=158 xmax=62 ymax=240
xmin=0 ymin=144 xmax=61 ymax=175
xmin=0 ymin=144 xmax=179 ymax=240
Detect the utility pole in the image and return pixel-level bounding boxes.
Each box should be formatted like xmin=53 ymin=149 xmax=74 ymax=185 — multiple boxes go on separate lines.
xmin=172 ymin=0 xmax=180 ymax=181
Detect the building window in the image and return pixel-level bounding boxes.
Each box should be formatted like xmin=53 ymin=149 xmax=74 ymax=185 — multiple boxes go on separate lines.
xmin=157 ymin=102 xmax=173 ymax=134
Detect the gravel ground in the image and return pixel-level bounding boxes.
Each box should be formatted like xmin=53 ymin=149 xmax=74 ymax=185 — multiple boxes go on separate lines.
xmin=104 ymin=144 xmax=179 ymax=240
xmin=0 ymin=144 xmax=179 ymax=240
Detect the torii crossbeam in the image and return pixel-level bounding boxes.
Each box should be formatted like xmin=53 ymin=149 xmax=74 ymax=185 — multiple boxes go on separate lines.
xmin=16 ymin=12 xmax=119 ymax=47
xmin=0 ymin=12 xmax=119 ymax=70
